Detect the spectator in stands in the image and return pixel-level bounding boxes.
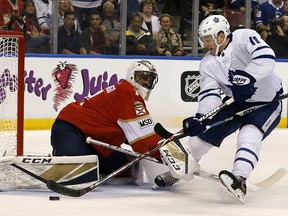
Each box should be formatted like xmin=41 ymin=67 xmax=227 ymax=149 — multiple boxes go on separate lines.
xmin=255 ymin=0 xmax=285 ymax=41
xmin=140 ymin=0 xmax=161 ymax=36
xmin=258 ymin=0 xmax=269 ymax=5
xmin=100 ymin=0 xmax=120 ymax=17
xmin=284 ymin=0 xmax=288 ymax=15
xmin=228 ymin=0 xmax=259 ymax=28
xmin=161 ymin=0 xmax=182 ymax=27
xmin=33 ymin=0 xmax=52 ymax=34
xmin=126 ymin=0 xmax=141 ymax=23
xmin=102 ymin=1 xmax=120 ymax=55
xmin=79 ymin=11 xmax=111 ymax=55
xmin=59 ymin=0 xmax=81 ymax=34
xmin=58 ymin=10 xmax=80 ymax=54
xmin=155 ymin=13 xmax=184 ymax=56
xmin=228 ymin=0 xmax=259 ymax=13
xmin=71 ymin=0 xmax=103 ymax=31
xmin=266 ymin=15 xmax=288 ymax=58
xmin=12 ymin=0 xmax=51 ymax=53
xmin=126 ymin=12 xmax=157 ymax=55
xmin=199 ymin=0 xmax=225 ymax=23
xmin=0 ymin=0 xmax=23 ymax=30
xmin=124 ymin=0 xmax=161 ymax=26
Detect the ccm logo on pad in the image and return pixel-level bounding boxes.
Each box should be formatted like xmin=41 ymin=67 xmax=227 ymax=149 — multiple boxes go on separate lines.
xmin=22 ymin=158 xmax=52 ymax=164
xmin=138 ymin=117 xmax=154 ymax=128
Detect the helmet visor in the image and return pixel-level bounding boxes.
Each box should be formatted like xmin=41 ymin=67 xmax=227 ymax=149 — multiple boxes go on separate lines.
xmin=134 ymin=71 xmax=158 ymax=90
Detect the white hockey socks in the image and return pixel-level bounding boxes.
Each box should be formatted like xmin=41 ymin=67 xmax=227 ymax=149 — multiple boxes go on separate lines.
xmin=159 ymin=139 xmax=200 ymax=180
xmin=186 ymin=136 xmax=214 ymax=162
xmin=233 ymin=124 xmax=263 ymax=178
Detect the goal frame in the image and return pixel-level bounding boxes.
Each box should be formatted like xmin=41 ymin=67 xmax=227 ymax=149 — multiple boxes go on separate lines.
xmin=0 ymin=31 xmax=25 ymax=156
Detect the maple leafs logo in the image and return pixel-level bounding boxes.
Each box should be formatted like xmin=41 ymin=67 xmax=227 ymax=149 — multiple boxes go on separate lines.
xmin=52 ymin=61 xmax=77 ymax=111
xmin=213 ymin=17 xmax=219 ymax=23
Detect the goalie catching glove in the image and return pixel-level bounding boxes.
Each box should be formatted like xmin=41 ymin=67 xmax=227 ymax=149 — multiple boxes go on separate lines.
xmin=159 ymin=138 xmax=200 ymax=181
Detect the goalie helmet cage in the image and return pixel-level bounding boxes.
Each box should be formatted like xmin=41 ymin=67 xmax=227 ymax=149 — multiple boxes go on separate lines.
xmin=0 ymin=31 xmax=25 ymax=156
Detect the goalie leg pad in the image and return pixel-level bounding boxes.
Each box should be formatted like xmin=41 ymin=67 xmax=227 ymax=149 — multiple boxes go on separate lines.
xmin=0 ymin=155 xmax=99 ymax=191
xmin=159 ymin=139 xmax=200 ymax=180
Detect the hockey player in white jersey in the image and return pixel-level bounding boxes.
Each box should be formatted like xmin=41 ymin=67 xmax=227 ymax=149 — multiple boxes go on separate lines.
xmin=156 ymin=15 xmax=283 ymax=203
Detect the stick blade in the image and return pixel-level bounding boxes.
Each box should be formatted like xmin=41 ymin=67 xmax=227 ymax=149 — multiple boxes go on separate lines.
xmin=154 ymin=123 xmax=172 ymax=138
xmin=248 ymin=167 xmax=288 ymax=191
xmin=46 ymin=180 xmax=84 ymax=197
xmin=254 ymin=167 xmax=287 ymax=189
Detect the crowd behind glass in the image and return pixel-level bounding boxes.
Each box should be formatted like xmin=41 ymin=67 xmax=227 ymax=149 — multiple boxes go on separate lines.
xmin=1 ymin=0 xmax=288 ymax=58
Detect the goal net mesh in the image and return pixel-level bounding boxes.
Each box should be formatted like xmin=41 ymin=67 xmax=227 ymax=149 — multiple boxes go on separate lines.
xmin=0 ymin=33 xmax=24 ymax=157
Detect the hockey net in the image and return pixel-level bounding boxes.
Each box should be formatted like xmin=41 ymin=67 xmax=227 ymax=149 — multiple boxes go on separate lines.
xmin=0 ymin=31 xmax=25 ymax=157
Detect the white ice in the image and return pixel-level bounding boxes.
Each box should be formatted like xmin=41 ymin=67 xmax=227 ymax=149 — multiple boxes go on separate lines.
xmin=1 ymin=128 xmax=287 ymax=216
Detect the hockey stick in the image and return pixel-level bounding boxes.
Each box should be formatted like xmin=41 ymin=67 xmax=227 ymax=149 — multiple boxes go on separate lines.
xmin=0 ymin=156 xmax=48 ymax=184
xmin=86 ymin=137 xmax=162 ymax=164
xmin=46 ymin=99 xmax=237 ymax=197
xmin=156 ymin=124 xmax=287 ymax=191
xmin=46 ymin=131 xmax=185 ymax=197
xmin=155 ymin=93 xmax=288 ymax=138
xmin=11 ymin=163 xmax=48 ymax=184
xmin=86 ymin=137 xmax=221 ymax=182
xmin=87 ymin=137 xmax=287 ymax=191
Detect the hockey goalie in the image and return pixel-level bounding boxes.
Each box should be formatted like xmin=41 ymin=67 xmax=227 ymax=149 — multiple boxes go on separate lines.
xmin=0 ymin=60 xmax=166 ymax=191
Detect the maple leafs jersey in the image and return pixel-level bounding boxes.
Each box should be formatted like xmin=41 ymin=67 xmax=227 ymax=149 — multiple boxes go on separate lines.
xmin=57 ymin=80 xmax=162 ymax=158
xmin=198 ymin=28 xmax=283 ymax=114
xmin=33 ymin=0 xmax=52 ymax=30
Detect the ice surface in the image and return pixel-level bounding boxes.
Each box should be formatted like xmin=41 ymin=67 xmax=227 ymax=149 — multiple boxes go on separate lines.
xmin=0 ymin=128 xmax=287 ymax=216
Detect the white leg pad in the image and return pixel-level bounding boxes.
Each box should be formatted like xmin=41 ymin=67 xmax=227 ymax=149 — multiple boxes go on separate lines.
xmin=0 ymin=155 xmax=99 ymax=191
xmin=159 ymin=139 xmax=200 ymax=180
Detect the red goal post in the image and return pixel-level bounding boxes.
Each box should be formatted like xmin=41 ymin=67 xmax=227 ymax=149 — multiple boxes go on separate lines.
xmin=0 ymin=31 xmax=25 ymax=156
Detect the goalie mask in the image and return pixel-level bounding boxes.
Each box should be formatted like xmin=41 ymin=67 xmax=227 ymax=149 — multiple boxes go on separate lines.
xmin=126 ymin=60 xmax=158 ymax=100
xmin=198 ymin=15 xmax=230 ymax=56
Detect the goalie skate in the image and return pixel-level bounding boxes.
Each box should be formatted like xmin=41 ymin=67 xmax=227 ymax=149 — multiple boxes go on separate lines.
xmin=153 ymin=171 xmax=180 ymax=189
xmin=219 ymin=170 xmax=247 ymax=204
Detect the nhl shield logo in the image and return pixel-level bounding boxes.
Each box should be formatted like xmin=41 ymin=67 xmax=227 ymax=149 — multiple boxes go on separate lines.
xmin=185 ymin=75 xmax=200 ymax=97
xmin=181 ymin=71 xmax=200 ymax=102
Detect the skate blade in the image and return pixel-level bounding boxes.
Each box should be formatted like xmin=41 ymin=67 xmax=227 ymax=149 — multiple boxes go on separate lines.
xmin=219 ymin=173 xmax=245 ymax=204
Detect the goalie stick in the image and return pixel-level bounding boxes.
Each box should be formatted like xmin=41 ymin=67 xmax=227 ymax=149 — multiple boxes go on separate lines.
xmin=0 ymin=156 xmax=48 ymax=184
xmin=87 ymin=137 xmax=287 ymax=191
xmin=45 ymin=97 xmax=236 ymax=197
xmin=86 ymin=137 xmax=162 ymax=164
xmin=46 ymin=131 xmax=185 ymax=197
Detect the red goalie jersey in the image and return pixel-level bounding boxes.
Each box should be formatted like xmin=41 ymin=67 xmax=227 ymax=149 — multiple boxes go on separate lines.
xmin=57 ymin=80 xmax=162 ymax=158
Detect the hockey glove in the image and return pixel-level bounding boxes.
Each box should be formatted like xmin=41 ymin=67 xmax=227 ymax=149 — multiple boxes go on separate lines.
xmin=230 ymin=70 xmax=257 ymax=106
xmin=183 ymin=113 xmax=206 ymax=137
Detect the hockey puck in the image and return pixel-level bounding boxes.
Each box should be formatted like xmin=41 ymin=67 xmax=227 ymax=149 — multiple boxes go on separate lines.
xmin=49 ymin=196 xmax=60 ymax=201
